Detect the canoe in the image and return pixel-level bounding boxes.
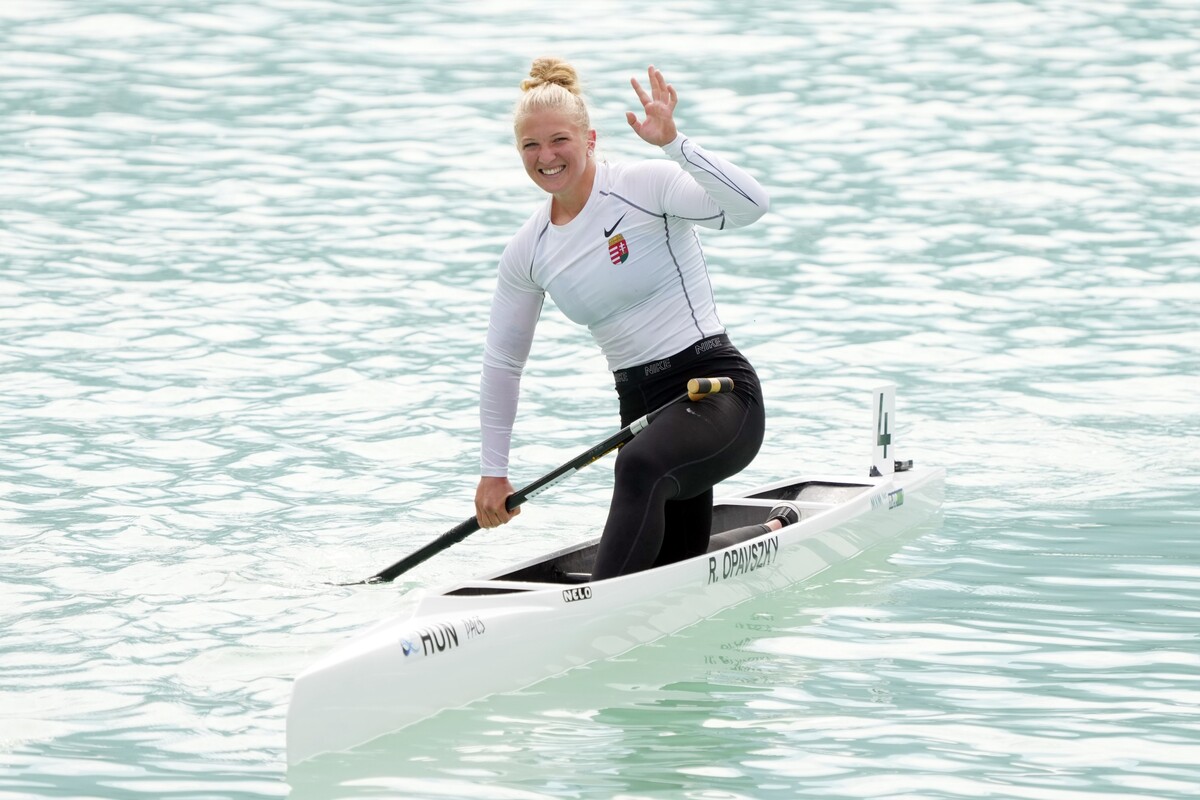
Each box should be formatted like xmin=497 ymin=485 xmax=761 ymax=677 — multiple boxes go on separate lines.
xmin=286 ymin=384 xmax=944 ymax=766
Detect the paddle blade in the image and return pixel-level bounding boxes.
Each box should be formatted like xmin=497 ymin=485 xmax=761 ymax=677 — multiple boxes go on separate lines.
xmin=687 ymin=376 xmax=734 ymax=401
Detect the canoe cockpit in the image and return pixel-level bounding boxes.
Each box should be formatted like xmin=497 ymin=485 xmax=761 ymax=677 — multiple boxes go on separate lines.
xmin=441 ymin=480 xmax=873 ymax=597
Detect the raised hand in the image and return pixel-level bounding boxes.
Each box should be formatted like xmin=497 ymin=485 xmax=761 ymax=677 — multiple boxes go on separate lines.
xmin=626 ymin=65 xmax=678 ymax=147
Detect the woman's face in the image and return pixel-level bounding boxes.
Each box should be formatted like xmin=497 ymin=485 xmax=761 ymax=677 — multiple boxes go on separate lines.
xmin=516 ymin=110 xmax=595 ymax=199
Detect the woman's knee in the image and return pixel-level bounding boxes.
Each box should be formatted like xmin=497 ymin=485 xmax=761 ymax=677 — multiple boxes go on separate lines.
xmin=615 ymin=443 xmax=666 ymax=480
xmin=613 ymin=446 xmax=677 ymax=501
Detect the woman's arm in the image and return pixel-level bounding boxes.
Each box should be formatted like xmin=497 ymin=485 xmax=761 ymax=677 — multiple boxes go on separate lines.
xmin=660 ymin=135 xmax=769 ymax=228
xmin=479 ymin=278 xmax=544 ymax=477
xmin=476 ymin=252 xmax=544 ymax=528
xmin=627 ymin=65 xmax=768 ymax=228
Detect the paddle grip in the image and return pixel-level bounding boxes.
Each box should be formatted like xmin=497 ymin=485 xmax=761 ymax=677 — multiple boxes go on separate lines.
xmin=687 ymin=376 xmax=734 ymax=401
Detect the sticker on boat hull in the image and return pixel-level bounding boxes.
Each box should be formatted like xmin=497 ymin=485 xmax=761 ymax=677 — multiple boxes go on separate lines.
xmin=400 ymin=622 xmax=458 ymax=659
xmin=707 ymin=535 xmax=779 ymax=585
xmin=562 ymin=586 xmax=592 ymax=603
xmin=400 ymin=616 xmax=486 ymax=659
xmin=871 ymin=488 xmax=904 ymax=510
xmin=462 ymin=615 xmax=486 ymax=639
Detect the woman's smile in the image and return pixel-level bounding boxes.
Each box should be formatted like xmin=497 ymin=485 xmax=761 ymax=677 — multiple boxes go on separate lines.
xmin=516 ymin=109 xmax=596 ymax=220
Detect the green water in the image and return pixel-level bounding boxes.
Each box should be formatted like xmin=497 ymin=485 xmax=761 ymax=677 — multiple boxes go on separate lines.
xmin=2 ymin=1 xmax=1197 ymax=798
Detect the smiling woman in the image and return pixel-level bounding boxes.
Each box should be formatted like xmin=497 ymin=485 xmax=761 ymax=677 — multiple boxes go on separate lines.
xmin=474 ymin=57 xmax=772 ymax=581
xmin=514 ymin=58 xmax=597 ymax=220
xmin=517 ymin=112 xmax=596 ymax=220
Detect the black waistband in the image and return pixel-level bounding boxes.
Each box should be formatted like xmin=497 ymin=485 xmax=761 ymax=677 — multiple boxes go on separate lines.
xmin=612 ymin=334 xmax=732 ymax=387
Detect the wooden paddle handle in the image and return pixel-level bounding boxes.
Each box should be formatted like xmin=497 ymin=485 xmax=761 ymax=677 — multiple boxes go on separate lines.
xmin=687 ymin=376 xmax=734 ymax=401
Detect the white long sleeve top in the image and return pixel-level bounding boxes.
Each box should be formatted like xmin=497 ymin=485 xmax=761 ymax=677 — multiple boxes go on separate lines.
xmin=480 ymin=134 xmax=769 ymax=476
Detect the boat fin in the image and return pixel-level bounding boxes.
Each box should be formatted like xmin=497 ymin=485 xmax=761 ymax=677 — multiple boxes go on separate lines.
xmin=870 ymin=384 xmax=897 ymax=477
xmin=869 ymin=385 xmax=916 ymax=476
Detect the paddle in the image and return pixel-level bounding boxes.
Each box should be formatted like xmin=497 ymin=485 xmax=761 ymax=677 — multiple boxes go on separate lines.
xmin=343 ymin=376 xmax=735 ymax=586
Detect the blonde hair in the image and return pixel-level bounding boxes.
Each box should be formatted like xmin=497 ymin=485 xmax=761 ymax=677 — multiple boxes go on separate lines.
xmin=514 ymin=57 xmax=591 ymax=134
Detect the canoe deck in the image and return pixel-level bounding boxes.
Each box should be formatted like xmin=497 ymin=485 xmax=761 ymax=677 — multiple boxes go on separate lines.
xmin=445 ymin=479 xmax=874 ymax=596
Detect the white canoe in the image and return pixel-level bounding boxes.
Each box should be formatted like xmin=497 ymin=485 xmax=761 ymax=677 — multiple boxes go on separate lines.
xmin=287 ymin=385 xmax=945 ymax=766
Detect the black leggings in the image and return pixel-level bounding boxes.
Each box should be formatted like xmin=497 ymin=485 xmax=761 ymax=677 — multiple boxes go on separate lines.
xmin=590 ymin=337 xmax=765 ymax=580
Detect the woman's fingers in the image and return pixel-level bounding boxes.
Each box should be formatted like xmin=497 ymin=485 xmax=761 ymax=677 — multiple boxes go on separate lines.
xmin=484 ymin=504 xmax=520 ymax=528
xmin=631 ymin=76 xmax=650 ymax=107
xmin=632 ymin=67 xmax=675 ymax=109
xmin=650 ymin=65 xmax=665 ymax=98
xmin=647 ymin=65 xmax=675 ymax=106
xmin=628 ymin=65 xmax=678 ymax=144
xmin=475 ymin=477 xmax=519 ymax=528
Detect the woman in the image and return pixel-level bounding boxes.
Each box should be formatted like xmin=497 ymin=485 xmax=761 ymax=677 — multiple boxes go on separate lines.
xmin=475 ymin=58 xmax=772 ymax=580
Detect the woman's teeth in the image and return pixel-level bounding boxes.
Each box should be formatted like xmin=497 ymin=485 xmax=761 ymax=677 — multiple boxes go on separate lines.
xmin=540 ymin=166 xmax=565 ymax=175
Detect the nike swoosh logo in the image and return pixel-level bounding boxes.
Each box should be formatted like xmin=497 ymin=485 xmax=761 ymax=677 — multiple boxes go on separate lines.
xmin=603 ymin=212 xmax=628 ymax=238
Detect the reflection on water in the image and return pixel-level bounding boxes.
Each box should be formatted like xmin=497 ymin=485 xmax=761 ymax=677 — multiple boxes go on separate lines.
xmin=2 ymin=0 xmax=1197 ymax=798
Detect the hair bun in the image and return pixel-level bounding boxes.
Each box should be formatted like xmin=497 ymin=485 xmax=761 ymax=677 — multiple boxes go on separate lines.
xmin=521 ymin=57 xmax=582 ymax=95
xmin=512 ymin=57 xmax=590 ymax=133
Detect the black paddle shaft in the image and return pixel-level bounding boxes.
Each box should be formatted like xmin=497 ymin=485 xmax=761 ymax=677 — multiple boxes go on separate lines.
xmin=352 ymin=377 xmax=734 ymax=586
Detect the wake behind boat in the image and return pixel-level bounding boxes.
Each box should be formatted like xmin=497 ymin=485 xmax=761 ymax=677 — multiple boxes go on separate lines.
xmin=287 ymin=384 xmax=944 ymax=766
